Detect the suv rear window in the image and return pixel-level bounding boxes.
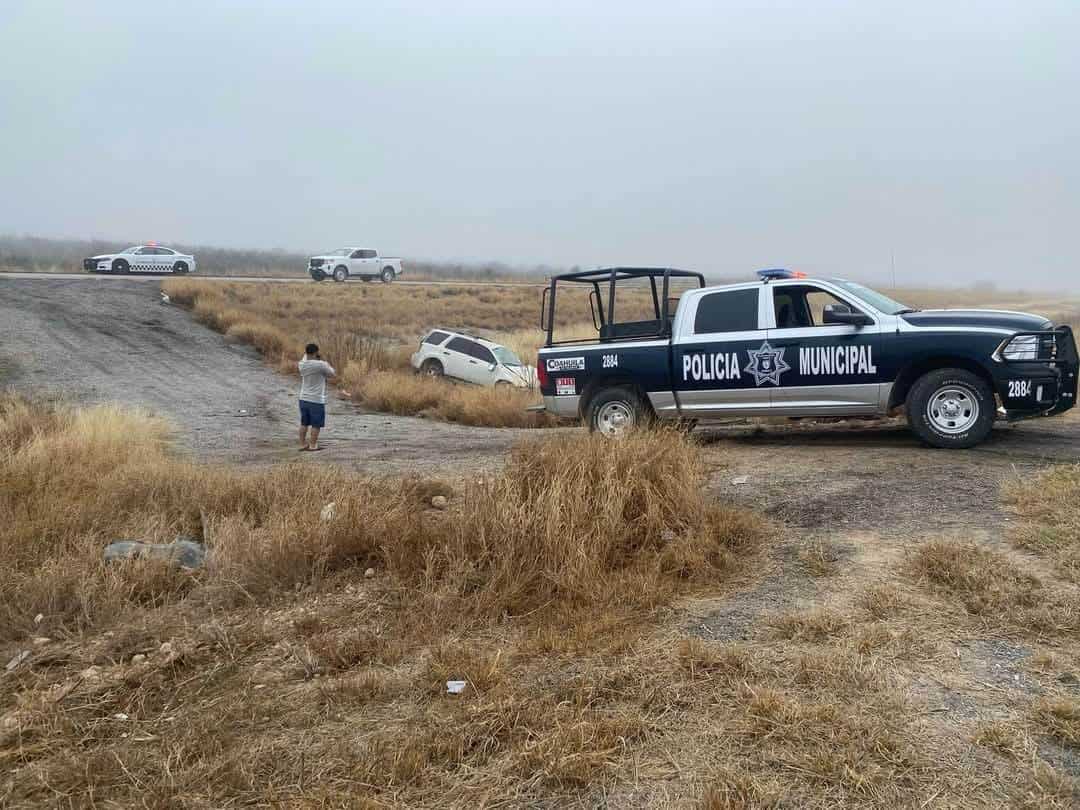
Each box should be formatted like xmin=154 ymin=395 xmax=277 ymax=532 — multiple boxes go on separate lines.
xmin=423 ymin=331 xmax=449 ymax=346
xmin=694 ymin=289 xmax=759 ymax=334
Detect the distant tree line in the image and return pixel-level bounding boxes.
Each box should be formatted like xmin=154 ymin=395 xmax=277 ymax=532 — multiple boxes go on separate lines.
xmin=0 ymin=235 xmax=556 ymax=281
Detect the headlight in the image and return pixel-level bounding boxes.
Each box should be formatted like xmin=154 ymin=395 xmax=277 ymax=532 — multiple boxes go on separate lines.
xmin=1002 ymin=335 xmax=1038 ymax=361
xmin=996 ymin=333 xmax=1058 ymax=362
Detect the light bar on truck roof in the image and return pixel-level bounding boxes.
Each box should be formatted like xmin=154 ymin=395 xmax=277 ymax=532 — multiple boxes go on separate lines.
xmin=756 ymin=268 xmax=807 ymax=281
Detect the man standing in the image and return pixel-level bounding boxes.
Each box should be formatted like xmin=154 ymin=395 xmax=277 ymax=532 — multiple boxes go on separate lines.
xmin=298 ymin=343 xmax=336 ymax=451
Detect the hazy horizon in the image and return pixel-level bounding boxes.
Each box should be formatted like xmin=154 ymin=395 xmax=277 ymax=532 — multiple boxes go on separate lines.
xmin=2 ymin=1 xmax=1077 ymax=289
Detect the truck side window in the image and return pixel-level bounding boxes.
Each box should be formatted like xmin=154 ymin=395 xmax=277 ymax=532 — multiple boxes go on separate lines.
xmin=694 ymin=289 xmax=759 ymax=334
xmin=773 ymin=285 xmax=856 ymax=328
xmin=359 ymin=249 xmax=377 ymax=259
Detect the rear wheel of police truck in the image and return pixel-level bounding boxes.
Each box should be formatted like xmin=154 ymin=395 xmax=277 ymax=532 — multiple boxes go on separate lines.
xmin=587 ymin=387 xmax=652 ymax=437
xmin=907 ymin=368 xmax=994 ymax=449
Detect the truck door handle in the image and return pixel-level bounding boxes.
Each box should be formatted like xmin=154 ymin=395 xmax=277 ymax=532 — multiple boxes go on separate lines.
xmin=468 ymin=360 xmax=478 ymax=364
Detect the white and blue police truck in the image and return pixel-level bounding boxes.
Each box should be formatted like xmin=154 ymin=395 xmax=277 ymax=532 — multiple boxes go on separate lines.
xmin=535 ymin=268 xmax=1077 ymax=448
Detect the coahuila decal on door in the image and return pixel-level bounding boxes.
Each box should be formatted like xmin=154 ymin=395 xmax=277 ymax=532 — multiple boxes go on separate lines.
xmin=546 ymin=356 xmax=585 ymax=372
xmin=744 ymin=341 xmax=791 ymax=386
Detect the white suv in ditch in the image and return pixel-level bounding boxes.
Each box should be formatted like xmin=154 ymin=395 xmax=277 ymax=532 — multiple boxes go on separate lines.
xmin=411 ymin=329 xmax=537 ymax=388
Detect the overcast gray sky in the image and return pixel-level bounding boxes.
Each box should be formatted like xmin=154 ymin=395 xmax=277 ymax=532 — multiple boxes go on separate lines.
xmin=1 ymin=1 xmax=1077 ymax=287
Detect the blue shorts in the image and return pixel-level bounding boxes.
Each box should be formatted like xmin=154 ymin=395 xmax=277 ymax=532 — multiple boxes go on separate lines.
xmin=299 ymin=400 xmax=325 ymax=428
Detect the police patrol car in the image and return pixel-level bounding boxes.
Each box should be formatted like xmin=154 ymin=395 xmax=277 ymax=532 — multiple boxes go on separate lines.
xmin=535 ymin=267 xmax=1077 ymax=448
xmin=83 ymin=244 xmax=196 ymax=275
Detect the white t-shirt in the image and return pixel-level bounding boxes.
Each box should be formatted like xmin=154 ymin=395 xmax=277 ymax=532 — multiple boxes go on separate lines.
xmin=298 ymin=356 xmax=336 ymax=404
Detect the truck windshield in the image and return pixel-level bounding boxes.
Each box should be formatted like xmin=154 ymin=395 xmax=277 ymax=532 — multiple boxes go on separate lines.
xmin=830 ymin=280 xmax=913 ymax=315
xmin=492 ymin=347 xmax=523 ymax=366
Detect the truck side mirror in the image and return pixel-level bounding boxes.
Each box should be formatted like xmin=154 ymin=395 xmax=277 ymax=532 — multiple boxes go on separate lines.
xmin=823 ymin=303 xmax=871 ymax=327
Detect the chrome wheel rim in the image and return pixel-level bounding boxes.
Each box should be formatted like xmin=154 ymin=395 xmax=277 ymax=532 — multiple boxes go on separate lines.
xmin=596 ymin=401 xmax=634 ymax=436
xmin=927 ymin=385 xmax=979 ymax=434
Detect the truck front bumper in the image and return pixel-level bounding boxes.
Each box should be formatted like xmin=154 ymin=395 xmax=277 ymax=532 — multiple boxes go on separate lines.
xmin=994 ymin=326 xmax=1078 ymax=419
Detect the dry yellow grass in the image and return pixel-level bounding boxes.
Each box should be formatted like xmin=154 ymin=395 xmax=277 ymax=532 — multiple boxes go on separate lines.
xmin=161 ymin=278 xmax=660 ymax=428
xmin=0 ymin=396 xmax=779 ymax=807
xmin=7 ymin=397 xmax=1080 ymax=805
xmin=162 ymin=279 xmax=571 ymax=427
xmin=1004 ymin=464 xmax=1080 ymax=583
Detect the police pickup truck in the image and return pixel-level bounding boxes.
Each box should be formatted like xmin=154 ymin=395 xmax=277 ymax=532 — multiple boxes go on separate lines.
xmin=535 ymin=268 xmax=1077 ymax=448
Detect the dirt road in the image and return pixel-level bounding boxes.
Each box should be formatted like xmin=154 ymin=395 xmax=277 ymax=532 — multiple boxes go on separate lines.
xmin=0 ymin=277 xmax=536 ymax=474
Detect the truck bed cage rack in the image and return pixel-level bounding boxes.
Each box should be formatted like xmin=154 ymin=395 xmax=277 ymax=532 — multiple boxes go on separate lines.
xmin=541 ymin=267 xmax=706 ymax=347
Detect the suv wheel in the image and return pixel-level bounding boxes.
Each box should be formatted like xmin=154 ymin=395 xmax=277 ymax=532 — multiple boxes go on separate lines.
xmin=907 ymin=368 xmax=994 ymax=448
xmin=421 ymin=359 xmax=444 ymax=378
xmin=333 ymin=266 xmax=348 ymax=283
xmin=381 ymin=267 xmax=395 ymax=283
xmin=587 ymin=387 xmax=651 ymax=437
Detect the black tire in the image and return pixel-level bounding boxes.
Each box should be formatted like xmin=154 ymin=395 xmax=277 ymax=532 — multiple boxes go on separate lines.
xmin=420 ymin=359 xmax=444 ymax=378
xmin=587 ymin=386 xmax=652 ymax=437
xmin=906 ymin=368 xmax=994 ymax=449
xmin=310 ymin=268 xmax=327 ymax=282
xmin=172 ymin=261 xmax=188 ymax=275
xmin=333 ymin=266 xmax=348 ymax=283
xmin=381 ymin=267 xmax=395 ymax=283
xmin=112 ymin=259 xmax=129 ymax=275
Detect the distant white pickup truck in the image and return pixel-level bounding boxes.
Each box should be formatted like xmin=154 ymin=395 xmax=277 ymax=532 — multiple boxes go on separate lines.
xmin=308 ymin=248 xmax=403 ymax=283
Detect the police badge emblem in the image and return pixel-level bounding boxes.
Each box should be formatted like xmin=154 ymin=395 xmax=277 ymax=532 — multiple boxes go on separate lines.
xmin=744 ymin=341 xmax=791 ymax=386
